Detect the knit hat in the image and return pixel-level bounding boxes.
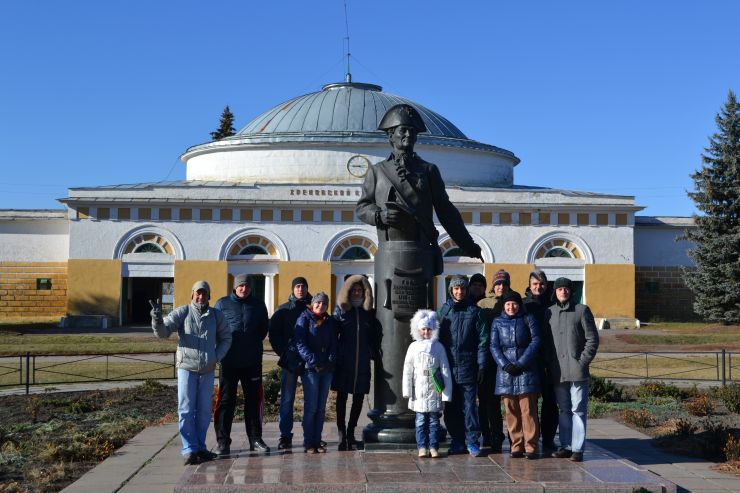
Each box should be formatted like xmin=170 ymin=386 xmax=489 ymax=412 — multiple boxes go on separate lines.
xmin=502 ymin=290 xmax=523 ymax=306
xmin=191 ymin=280 xmax=210 ymax=296
xmin=234 ymin=273 xmax=250 ymax=287
xmin=492 ymin=269 xmax=510 ymax=287
xmin=469 ymin=273 xmax=487 ymax=288
xmin=553 ymin=277 xmax=573 ymax=290
xmin=529 ymin=269 xmax=548 ymax=284
xmin=292 ymin=277 xmax=308 ymax=289
xmin=448 ymin=275 xmax=468 ymax=297
xmin=311 ymin=292 xmax=328 ymax=305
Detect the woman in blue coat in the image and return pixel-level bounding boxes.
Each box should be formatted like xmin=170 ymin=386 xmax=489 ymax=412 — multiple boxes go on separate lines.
xmin=490 ymin=290 xmax=541 ymax=459
xmin=295 ymin=292 xmax=337 ymax=453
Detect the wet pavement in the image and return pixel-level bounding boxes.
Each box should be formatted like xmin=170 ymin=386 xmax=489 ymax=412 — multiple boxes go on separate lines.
xmin=60 ymin=418 xmax=740 ymax=493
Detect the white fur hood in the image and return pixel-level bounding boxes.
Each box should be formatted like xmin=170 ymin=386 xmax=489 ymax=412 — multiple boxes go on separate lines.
xmin=409 ymin=309 xmax=439 ymax=342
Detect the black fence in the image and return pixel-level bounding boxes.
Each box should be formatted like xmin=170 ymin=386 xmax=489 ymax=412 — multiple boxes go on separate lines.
xmin=0 ymin=350 xmax=738 ymax=395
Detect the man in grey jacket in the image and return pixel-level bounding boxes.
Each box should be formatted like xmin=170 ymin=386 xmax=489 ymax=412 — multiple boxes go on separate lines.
xmin=546 ymin=277 xmax=599 ymax=463
xmin=152 ymin=280 xmax=232 ymax=465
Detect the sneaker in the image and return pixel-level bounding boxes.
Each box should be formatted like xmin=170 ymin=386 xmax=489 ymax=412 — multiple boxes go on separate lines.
xmin=569 ymin=452 xmax=583 ymax=462
xmin=418 ymin=447 xmax=429 ymax=458
xmin=305 ymin=446 xmax=317 ymax=454
xmin=278 ymin=436 xmax=292 ymax=450
xmin=183 ymin=452 xmax=201 ymax=465
xmin=510 ymin=451 xmax=524 ymax=458
xmin=430 ymin=448 xmax=440 ymax=458
xmin=467 ymin=443 xmax=483 ymax=457
xmin=552 ymin=448 xmax=572 ymax=459
xmin=197 ymin=450 xmax=217 ymax=462
xmin=448 ymin=440 xmax=465 ymax=455
xmin=250 ymin=438 xmax=271 ymax=453
xmin=215 ymin=443 xmax=230 ymax=457
xmin=316 ymin=445 xmax=327 ymax=453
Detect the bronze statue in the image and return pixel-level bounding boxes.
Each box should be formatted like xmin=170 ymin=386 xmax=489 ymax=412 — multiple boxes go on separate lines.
xmin=356 ymin=104 xmax=483 ymax=447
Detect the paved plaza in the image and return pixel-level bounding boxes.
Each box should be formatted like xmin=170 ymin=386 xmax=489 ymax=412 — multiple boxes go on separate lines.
xmin=60 ymin=418 xmax=740 ymax=493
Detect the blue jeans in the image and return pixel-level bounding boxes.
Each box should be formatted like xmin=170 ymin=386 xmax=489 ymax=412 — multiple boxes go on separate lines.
xmin=554 ymin=380 xmax=588 ymax=453
xmin=278 ymin=368 xmax=300 ymax=438
xmin=177 ymin=368 xmax=215 ymax=456
xmin=302 ymin=370 xmax=332 ymax=447
xmin=415 ymin=412 xmax=441 ymax=449
xmin=444 ymin=381 xmax=480 ymax=446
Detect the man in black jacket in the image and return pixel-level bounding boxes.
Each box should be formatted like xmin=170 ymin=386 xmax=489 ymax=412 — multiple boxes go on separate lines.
xmin=213 ymin=274 xmax=269 ymax=456
xmin=268 ymin=276 xmax=312 ymax=449
xmin=522 ymin=269 xmax=558 ymax=451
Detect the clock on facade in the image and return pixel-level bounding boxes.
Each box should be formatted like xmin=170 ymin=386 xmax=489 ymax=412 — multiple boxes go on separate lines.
xmin=346 ymin=155 xmax=370 ymax=178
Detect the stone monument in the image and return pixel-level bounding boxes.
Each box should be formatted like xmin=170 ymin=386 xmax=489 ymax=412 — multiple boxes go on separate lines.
xmin=356 ymin=104 xmax=483 ymax=447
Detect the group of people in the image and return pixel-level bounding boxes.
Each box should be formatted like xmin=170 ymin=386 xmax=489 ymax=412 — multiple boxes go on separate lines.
xmin=151 ymin=267 xmax=599 ymax=465
xmin=151 ymin=274 xmax=378 ymax=464
xmin=403 ymin=269 xmax=599 ymax=461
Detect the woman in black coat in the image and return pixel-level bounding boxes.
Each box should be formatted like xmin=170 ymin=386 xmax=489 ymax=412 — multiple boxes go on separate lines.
xmin=332 ymin=275 xmax=379 ymax=450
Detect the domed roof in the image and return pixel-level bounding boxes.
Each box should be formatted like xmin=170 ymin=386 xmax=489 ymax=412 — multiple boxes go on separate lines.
xmin=237 ymin=82 xmax=467 ymax=140
xmin=201 ymin=81 xmax=515 ymax=158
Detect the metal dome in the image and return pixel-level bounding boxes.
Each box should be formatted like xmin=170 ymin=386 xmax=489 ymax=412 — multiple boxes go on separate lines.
xmin=236 ymin=82 xmax=468 ymax=139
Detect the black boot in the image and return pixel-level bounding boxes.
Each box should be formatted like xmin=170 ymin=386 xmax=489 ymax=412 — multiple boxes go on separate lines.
xmin=345 ymin=427 xmax=357 ymax=451
xmin=337 ymin=423 xmax=347 ymax=451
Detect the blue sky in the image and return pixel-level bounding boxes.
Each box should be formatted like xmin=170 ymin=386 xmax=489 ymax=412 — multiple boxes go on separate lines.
xmin=1 ymin=1 xmax=737 ymax=216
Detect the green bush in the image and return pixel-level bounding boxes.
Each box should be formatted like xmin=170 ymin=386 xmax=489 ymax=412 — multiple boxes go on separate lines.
xmin=634 ymin=380 xmax=682 ymax=400
xmin=717 ymin=383 xmax=740 ymax=413
xmin=588 ymin=401 xmax=611 ymax=418
xmin=589 ymin=376 xmax=624 ymax=402
xmin=263 ymin=367 xmax=281 ymax=415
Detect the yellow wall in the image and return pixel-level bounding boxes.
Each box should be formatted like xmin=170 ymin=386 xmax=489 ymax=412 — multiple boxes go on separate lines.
xmin=67 ymin=259 xmax=121 ymax=317
xmin=585 ymin=264 xmax=635 ymax=318
xmin=483 ymin=263 xmax=535 ymax=294
xmin=277 ymin=261 xmax=333 ymax=308
xmin=0 ymin=262 xmax=67 ymax=320
xmin=174 ymin=260 xmax=228 ymax=307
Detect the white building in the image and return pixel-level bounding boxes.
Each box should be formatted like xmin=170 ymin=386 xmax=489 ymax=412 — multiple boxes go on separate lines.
xmin=0 ymin=81 xmax=695 ymax=324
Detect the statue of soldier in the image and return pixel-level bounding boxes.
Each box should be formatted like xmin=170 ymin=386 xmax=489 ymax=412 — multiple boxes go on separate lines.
xmin=356 ymin=104 xmax=483 ymax=446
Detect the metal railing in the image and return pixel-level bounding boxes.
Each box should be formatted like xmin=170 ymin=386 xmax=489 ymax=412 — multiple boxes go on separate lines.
xmin=590 ymin=350 xmax=738 ymax=384
xmin=0 ymin=352 xmax=177 ymax=394
xmin=1 ymin=350 xmax=738 ymax=394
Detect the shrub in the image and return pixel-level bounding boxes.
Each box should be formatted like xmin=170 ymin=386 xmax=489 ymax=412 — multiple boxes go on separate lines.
xmin=718 ymin=383 xmax=740 ymax=413
xmin=139 ymin=379 xmax=167 ymax=395
xmin=700 ymin=418 xmax=730 ymax=459
xmin=725 ymin=435 xmax=740 ymax=462
xmin=684 ymin=394 xmax=715 ymax=416
xmin=588 ymin=401 xmax=610 ymax=418
xmin=263 ymin=367 xmax=281 ymax=416
xmin=672 ymin=418 xmax=698 ymax=437
xmin=634 ymin=381 xmax=682 ymax=400
xmin=621 ymin=409 xmax=655 ymax=428
xmin=589 ymin=376 xmax=624 ymax=402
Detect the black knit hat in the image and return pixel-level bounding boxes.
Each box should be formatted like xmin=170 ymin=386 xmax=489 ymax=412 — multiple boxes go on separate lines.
xmin=502 ymin=290 xmax=523 ymax=306
xmin=292 ymin=277 xmax=308 ymax=289
xmin=553 ymin=277 xmax=573 ymax=290
xmin=469 ymin=273 xmax=487 ymax=288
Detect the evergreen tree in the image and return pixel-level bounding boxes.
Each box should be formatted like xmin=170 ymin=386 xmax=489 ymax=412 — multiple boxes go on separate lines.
xmin=683 ymin=90 xmax=740 ymax=323
xmin=210 ymin=105 xmax=236 ymax=140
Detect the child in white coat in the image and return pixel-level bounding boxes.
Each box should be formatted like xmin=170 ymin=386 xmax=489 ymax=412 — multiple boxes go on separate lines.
xmin=402 ymin=309 xmax=453 ymax=458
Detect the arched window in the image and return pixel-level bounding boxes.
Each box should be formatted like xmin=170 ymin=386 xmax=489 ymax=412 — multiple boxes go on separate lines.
xmin=535 ymin=239 xmax=584 ymax=260
xmin=134 ymin=242 xmax=165 ymax=253
xmin=443 ymin=247 xmax=465 ymax=257
xmin=228 ymin=235 xmax=278 ymax=258
xmin=340 ymin=246 xmax=371 ymax=260
xmin=123 ymin=233 xmax=174 ymax=255
xmin=239 ymin=245 xmax=268 ymax=255
xmin=331 ymin=236 xmax=376 ymax=260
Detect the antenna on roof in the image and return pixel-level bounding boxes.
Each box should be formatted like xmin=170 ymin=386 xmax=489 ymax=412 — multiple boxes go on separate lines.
xmin=343 ymin=0 xmax=352 ymax=83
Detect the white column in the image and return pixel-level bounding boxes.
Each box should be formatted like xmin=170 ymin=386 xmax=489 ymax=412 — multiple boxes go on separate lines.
xmin=265 ymin=274 xmax=276 ymax=316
